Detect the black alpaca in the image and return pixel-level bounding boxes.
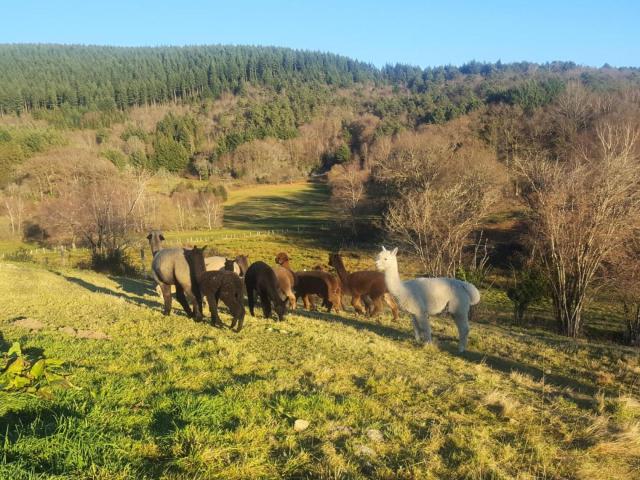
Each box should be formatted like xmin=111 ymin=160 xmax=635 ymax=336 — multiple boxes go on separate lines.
xmin=244 ymin=261 xmax=288 ymax=321
xmin=188 ymin=247 xmax=246 ymax=331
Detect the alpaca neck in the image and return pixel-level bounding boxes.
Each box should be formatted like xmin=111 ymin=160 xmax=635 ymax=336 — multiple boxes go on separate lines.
xmin=383 ymin=262 xmax=407 ymax=298
xmin=333 ymin=257 xmax=350 ymax=285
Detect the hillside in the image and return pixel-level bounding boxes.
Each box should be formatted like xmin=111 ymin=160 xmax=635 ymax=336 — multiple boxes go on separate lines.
xmin=2 ymin=182 xmax=640 ymax=479
xmin=2 ymin=260 xmax=640 ymax=479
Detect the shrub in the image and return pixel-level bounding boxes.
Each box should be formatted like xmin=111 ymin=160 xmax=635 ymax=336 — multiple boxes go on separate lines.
xmin=6 ymin=247 xmax=34 ymax=263
xmin=102 ymin=149 xmax=128 ymax=169
xmin=506 ymin=268 xmax=547 ymax=324
xmin=90 ymin=250 xmax=141 ymax=277
xmin=96 ymin=128 xmax=109 ymax=145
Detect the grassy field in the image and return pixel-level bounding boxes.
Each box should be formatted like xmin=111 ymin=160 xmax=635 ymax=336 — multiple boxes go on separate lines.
xmin=1 ymin=182 xmax=640 ymax=479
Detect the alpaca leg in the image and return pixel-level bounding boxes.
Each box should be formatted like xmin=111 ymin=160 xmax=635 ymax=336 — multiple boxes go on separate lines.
xmin=454 ymin=311 xmax=470 ymax=353
xmin=303 ymin=294 xmax=313 ymax=311
xmin=362 ymin=295 xmax=373 ymax=313
xmin=287 ymin=292 xmax=297 ymax=310
xmin=160 ymin=284 xmax=172 ymax=316
xmin=384 ymin=294 xmax=399 ymax=321
xmin=417 ymin=314 xmax=432 ymax=344
xmin=352 ymin=295 xmax=366 ymax=315
xmin=174 ymin=285 xmax=194 ymax=318
xmin=184 ymin=289 xmax=203 ymax=322
xmin=208 ymin=294 xmax=223 ymax=327
xmin=324 ymin=295 xmax=334 ymax=312
xmin=370 ymin=296 xmax=383 ymax=319
xmin=333 ymin=292 xmax=343 ymax=312
xmin=233 ymin=314 xmax=244 ymax=332
xmin=247 ymin=285 xmax=256 ymax=317
xmin=259 ymin=289 xmax=272 ymax=319
xmin=411 ymin=315 xmax=422 ymax=343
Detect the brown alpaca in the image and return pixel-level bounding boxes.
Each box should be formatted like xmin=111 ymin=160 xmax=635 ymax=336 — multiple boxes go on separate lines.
xmin=295 ymin=271 xmax=343 ymax=312
xmin=274 ymin=253 xmax=297 ymax=308
xmin=275 ymin=252 xmax=342 ymax=312
xmin=328 ymin=253 xmax=399 ymax=320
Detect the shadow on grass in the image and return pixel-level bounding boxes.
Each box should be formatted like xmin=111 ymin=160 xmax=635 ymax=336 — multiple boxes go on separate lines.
xmin=439 ymin=344 xmax=600 ymax=405
xmin=0 ymin=331 xmax=9 ymax=351
xmin=298 ymin=307 xmax=601 ymax=404
xmin=293 ymin=307 xmax=409 ymax=342
xmin=57 ymin=272 xmax=161 ymax=310
xmin=108 ymin=275 xmax=158 ymax=298
xmin=0 ymin=404 xmax=83 ymax=444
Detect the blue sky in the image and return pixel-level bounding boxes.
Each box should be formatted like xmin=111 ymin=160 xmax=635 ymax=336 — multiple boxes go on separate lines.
xmin=2 ymin=0 xmax=638 ymax=68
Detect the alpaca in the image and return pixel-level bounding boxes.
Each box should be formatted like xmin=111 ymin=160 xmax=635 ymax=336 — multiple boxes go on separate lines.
xmin=329 ymin=253 xmax=399 ymax=320
xmin=189 ymin=247 xmax=245 ymax=331
xmin=375 ymin=246 xmax=480 ymax=352
xmin=152 ymin=243 xmax=204 ymax=321
xmin=205 ymin=254 xmax=250 ymax=277
xmin=275 ymin=252 xmax=342 ymax=312
xmin=244 ymin=261 xmax=288 ymax=321
xmin=273 ymin=252 xmax=297 ymax=308
xmin=295 ymin=271 xmax=343 ymax=312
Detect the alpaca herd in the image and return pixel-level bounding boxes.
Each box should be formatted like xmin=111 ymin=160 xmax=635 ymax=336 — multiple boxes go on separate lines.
xmin=148 ymin=232 xmax=481 ymax=352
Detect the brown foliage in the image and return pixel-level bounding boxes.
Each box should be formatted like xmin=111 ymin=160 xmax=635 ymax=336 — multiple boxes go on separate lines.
xmin=371 ymin=127 xmax=503 ymax=276
xmin=517 ymin=122 xmax=640 ymax=337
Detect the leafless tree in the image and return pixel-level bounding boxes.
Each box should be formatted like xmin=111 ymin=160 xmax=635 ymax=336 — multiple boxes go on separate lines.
xmin=516 ymin=122 xmax=640 ymax=337
xmin=171 ymin=190 xmax=197 ymax=232
xmin=371 ymin=128 xmax=502 ymax=276
xmin=197 ymin=190 xmax=223 ymax=230
xmin=1 ymin=183 xmax=28 ymax=236
xmin=328 ymin=162 xmax=368 ymax=235
xmin=37 ymin=162 xmax=149 ymax=256
xmin=609 ymin=235 xmax=640 ymax=346
xmin=384 ymin=175 xmax=497 ymax=276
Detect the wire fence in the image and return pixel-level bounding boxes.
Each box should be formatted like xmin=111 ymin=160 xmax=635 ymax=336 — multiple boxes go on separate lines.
xmin=0 ymin=225 xmax=337 ymax=268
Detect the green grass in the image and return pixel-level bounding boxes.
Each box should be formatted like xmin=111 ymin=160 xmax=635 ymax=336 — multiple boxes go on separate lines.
xmin=1 ymin=263 xmax=639 ymax=479
xmin=1 ymin=181 xmax=640 ymax=479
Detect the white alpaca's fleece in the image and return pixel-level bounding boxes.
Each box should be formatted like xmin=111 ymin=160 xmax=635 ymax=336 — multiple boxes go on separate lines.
xmin=375 ymin=246 xmax=480 ymax=352
xmin=394 ymin=277 xmax=480 ymax=317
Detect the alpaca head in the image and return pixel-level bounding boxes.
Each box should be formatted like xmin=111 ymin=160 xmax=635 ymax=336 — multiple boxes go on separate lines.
xmin=187 ymin=245 xmax=207 ymax=274
xmin=235 ymin=255 xmax=250 ymax=277
xmin=375 ymin=246 xmax=398 ymax=272
xmin=146 ymin=230 xmax=165 ymax=255
xmin=275 ymin=252 xmax=290 ymax=265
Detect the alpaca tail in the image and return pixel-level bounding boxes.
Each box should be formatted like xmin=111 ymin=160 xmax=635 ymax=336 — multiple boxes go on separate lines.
xmin=461 ymin=281 xmax=481 ymax=306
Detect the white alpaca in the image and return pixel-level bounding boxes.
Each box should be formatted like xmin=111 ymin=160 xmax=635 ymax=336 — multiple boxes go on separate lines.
xmin=375 ymin=246 xmax=480 ymax=352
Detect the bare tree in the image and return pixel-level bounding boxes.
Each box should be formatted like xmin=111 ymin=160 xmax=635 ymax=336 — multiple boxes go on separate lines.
xmin=328 ymin=162 xmax=368 ymax=235
xmin=371 ymin=129 xmax=502 ymax=276
xmin=171 ymin=190 xmax=197 ymax=232
xmin=516 ymin=123 xmax=640 ymax=337
xmin=1 ymin=183 xmax=27 ymax=236
xmin=610 ymin=235 xmax=640 ymax=346
xmin=37 ymin=163 xmax=149 ymax=258
xmin=197 ymin=190 xmax=223 ymax=230
xmin=384 ymin=175 xmax=497 ymax=276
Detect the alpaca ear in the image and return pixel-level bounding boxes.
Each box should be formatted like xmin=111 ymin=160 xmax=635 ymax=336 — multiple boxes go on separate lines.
xmin=381 ymin=245 xmax=387 ymax=252
xmin=391 ymin=247 xmax=398 ymax=256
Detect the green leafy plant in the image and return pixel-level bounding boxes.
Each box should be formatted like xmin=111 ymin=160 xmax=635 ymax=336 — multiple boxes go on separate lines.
xmin=0 ymin=341 xmax=77 ymax=398
xmin=506 ymin=267 xmax=547 ymax=324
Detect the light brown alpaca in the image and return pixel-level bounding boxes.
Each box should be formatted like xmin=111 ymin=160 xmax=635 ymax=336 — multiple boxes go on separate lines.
xmin=274 ymin=252 xmax=297 ymax=308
